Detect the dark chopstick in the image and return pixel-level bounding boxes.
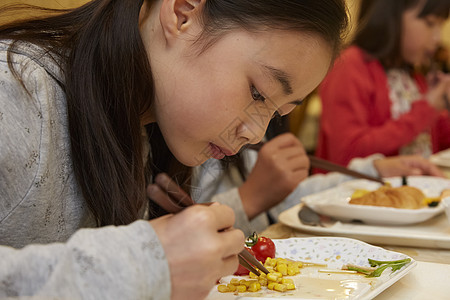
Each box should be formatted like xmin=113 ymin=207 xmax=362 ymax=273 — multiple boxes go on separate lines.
xmin=238 ymin=247 xmax=270 ymax=275
xmin=152 ymin=173 xmax=270 ymax=275
xmin=247 ymin=142 xmax=385 ymax=185
xmin=308 ymin=155 xmax=385 ymax=184
xmin=238 ymin=254 xmax=264 ymax=276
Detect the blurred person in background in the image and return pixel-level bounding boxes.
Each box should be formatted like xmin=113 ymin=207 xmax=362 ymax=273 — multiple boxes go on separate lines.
xmin=315 ymin=0 xmax=450 ymax=168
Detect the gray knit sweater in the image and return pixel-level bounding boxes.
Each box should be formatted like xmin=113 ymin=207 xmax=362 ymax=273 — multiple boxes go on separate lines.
xmin=0 ymin=41 xmax=171 ymax=299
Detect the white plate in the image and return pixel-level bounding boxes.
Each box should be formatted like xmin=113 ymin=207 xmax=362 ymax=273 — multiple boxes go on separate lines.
xmin=430 ymin=149 xmax=450 ymax=168
xmin=206 ymin=237 xmax=416 ymax=300
xmin=279 ymin=204 xmax=450 ymax=249
xmin=301 ymin=176 xmax=450 ymax=225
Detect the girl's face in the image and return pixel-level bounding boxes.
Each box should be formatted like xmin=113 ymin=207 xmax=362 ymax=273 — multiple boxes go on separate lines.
xmin=140 ymin=3 xmax=332 ymax=166
xmin=402 ymin=5 xmax=445 ymax=66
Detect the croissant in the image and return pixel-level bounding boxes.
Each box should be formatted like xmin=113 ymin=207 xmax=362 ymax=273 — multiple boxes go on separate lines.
xmin=349 ymin=186 xmax=426 ymax=209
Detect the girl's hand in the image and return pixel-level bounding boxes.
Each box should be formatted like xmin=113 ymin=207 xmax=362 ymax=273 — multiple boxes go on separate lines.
xmin=373 ymin=155 xmax=445 ymax=178
xmin=239 ymin=133 xmax=309 ymax=219
xmin=150 ymin=204 xmax=244 ymax=300
xmin=426 ymin=72 xmax=450 ymax=111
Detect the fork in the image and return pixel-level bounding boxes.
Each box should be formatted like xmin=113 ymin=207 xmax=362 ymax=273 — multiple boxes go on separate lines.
xmin=148 ymin=172 xmax=270 ymax=276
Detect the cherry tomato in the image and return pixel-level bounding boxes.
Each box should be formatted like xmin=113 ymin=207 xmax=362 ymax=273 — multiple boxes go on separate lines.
xmin=234 ymin=247 xmax=255 ymax=276
xmin=246 ymin=233 xmax=276 ymax=264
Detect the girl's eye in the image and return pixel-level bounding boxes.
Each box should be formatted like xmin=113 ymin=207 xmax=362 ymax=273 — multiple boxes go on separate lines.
xmin=250 ymin=85 xmax=266 ymax=102
xmin=424 ymin=16 xmax=440 ymax=28
xmin=425 ymin=19 xmax=435 ymax=27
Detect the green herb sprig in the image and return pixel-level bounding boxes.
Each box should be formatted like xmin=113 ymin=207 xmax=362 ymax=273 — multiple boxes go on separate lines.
xmin=345 ymin=258 xmax=411 ymax=277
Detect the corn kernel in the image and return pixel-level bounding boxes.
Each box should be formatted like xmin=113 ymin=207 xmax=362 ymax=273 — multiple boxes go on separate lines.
xmin=248 ymin=280 xmax=258 ymax=287
xmin=229 ymin=278 xmax=240 ymax=285
xmin=217 ymin=285 xmax=230 ymax=293
xmin=286 ymin=283 xmax=296 ymax=290
xmin=248 ymin=282 xmax=261 ymax=292
xmin=276 ymin=263 xmax=288 ymax=276
xmin=265 ymin=266 xmax=274 ymax=272
xmin=273 ymin=272 xmax=282 ymax=278
xmin=267 ymin=282 xmax=276 ymax=290
xmin=258 ymin=278 xmax=268 ymax=286
xmin=274 ymin=283 xmax=287 ymax=292
xmin=227 ymin=284 xmax=237 ymax=292
xmin=249 ymin=272 xmax=259 ymax=279
xmin=236 ymin=285 xmax=247 ymax=293
xmin=265 ymin=258 xmax=277 ymax=267
xmin=281 ymin=278 xmax=294 ymax=284
xmin=287 ymin=265 xmax=300 ymax=276
xmin=239 ymin=279 xmax=249 ymax=287
xmin=266 ymin=273 xmax=279 ymax=282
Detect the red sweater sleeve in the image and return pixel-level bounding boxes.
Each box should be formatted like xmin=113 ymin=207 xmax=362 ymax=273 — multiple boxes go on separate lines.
xmin=315 ymin=47 xmax=440 ymax=166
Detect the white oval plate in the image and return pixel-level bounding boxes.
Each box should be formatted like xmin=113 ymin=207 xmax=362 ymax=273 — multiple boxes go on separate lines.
xmin=206 ymin=237 xmax=416 ymax=300
xmin=301 ymin=176 xmax=450 ymax=225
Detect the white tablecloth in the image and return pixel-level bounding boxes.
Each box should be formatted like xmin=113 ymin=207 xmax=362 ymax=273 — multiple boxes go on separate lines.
xmin=375 ymin=261 xmax=450 ymax=299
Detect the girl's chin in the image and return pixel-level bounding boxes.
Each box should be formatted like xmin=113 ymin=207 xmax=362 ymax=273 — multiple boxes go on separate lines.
xmin=176 ymin=152 xmax=210 ymax=167
xmin=171 ymin=143 xmax=221 ymax=167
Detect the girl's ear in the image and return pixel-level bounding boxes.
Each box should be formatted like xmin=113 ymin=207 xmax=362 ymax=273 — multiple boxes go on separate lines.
xmin=160 ymin=0 xmax=203 ymax=41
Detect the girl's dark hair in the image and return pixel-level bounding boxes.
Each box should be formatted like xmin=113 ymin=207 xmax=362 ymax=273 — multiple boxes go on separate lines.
xmin=0 ymin=0 xmax=348 ymax=226
xmin=354 ymin=0 xmax=450 ymax=68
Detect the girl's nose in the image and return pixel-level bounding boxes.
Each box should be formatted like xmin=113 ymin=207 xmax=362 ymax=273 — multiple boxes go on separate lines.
xmin=237 ymin=117 xmax=269 ymax=145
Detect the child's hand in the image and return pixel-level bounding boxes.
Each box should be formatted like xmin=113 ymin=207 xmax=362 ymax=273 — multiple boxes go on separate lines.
xmin=426 ymin=72 xmax=450 ymax=111
xmin=373 ymin=155 xmax=445 ymax=178
xmin=150 ymin=203 xmax=244 ymax=300
xmin=239 ymin=133 xmax=309 ymax=219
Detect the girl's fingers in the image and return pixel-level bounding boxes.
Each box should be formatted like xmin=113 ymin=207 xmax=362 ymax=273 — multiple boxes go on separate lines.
xmin=263 ymin=133 xmax=303 ymax=151
xmin=155 ymin=173 xmax=194 ymax=206
xmin=275 ymin=151 xmax=310 ymax=172
xmin=218 ymin=228 xmax=245 ymax=258
xmin=291 ymin=166 xmax=310 ymax=178
xmin=274 ymin=145 xmax=307 ymax=161
xmin=407 ymin=158 xmax=445 ymax=177
xmin=147 ymin=184 xmax=185 ymax=213
xmin=205 ymin=203 xmax=237 ymax=231
xmin=220 ymin=253 xmax=241 ymax=279
xmin=180 ymin=203 xmax=237 ymax=233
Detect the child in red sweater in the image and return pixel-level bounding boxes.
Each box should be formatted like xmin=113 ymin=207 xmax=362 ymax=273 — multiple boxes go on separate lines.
xmin=316 ymin=0 xmax=450 ymax=167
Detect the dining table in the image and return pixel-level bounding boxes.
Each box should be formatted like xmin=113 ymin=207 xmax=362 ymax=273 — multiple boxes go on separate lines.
xmin=259 ymin=163 xmax=450 ymax=299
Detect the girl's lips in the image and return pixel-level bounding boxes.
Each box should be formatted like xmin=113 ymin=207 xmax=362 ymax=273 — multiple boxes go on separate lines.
xmin=209 ymin=143 xmax=235 ymax=159
xmin=219 ymin=146 xmax=235 ymax=156
xmin=209 ymin=143 xmax=225 ymax=160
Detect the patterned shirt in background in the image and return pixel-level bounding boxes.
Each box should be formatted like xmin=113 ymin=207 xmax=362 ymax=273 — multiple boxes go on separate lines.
xmin=387 ymin=69 xmax=432 ymax=158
